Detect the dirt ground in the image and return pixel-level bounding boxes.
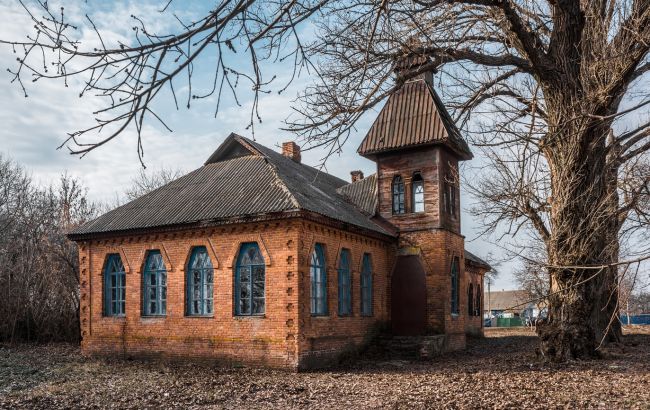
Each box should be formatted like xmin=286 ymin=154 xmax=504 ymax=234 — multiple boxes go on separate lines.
xmin=1 ymin=327 xmax=649 ymax=409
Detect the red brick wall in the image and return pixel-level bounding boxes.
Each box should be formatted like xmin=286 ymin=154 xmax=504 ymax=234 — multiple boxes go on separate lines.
xmin=397 ymin=229 xmax=485 ymax=350
xmin=295 ymin=221 xmax=394 ymax=368
xmin=78 ymin=218 xmax=394 ymax=370
xmin=79 ymin=220 xmax=302 ymax=369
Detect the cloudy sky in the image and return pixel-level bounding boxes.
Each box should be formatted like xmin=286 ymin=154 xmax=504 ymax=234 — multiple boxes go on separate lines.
xmin=0 ymin=0 xmax=543 ymax=290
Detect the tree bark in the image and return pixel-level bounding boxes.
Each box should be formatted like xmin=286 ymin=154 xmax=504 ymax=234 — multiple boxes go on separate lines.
xmin=536 ymin=97 xmax=621 ymax=360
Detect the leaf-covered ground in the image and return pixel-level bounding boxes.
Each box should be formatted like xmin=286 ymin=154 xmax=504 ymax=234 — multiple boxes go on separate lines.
xmin=1 ymin=327 xmax=649 ymax=409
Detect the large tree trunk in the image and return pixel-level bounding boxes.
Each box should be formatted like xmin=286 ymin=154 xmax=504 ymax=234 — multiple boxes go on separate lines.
xmin=536 ymin=100 xmax=621 ymax=360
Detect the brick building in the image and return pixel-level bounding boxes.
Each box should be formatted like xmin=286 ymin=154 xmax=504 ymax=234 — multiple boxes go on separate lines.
xmin=68 ymin=59 xmax=490 ymax=370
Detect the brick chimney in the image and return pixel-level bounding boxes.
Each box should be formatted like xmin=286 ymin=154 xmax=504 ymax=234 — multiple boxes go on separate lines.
xmin=282 ymin=141 xmax=301 ymax=163
xmin=350 ymin=170 xmax=364 ymax=182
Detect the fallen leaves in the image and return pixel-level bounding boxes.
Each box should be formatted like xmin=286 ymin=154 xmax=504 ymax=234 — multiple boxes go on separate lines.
xmin=0 ymin=327 xmax=649 ymax=409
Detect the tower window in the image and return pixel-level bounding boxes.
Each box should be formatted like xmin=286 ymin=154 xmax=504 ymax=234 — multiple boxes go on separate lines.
xmin=412 ymin=172 xmax=425 ymax=213
xmin=392 ymin=175 xmax=405 ymax=214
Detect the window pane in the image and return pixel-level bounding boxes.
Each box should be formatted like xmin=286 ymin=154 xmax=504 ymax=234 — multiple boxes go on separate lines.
xmin=240 ymin=268 xmax=250 ymax=283
xmin=253 ymin=298 xmax=265 ymax=314
xmin=253 ymin=281 xmax=264 ymax=298
xmin=240 ymin=297 xmax=251 ymax=314
xmin=252 ymin=265 xmax=264 ymax=283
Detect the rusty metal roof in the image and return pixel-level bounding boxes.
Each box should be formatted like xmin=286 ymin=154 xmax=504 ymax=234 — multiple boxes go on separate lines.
xmin=465 ymin=250 xmax=491 ymax=270
xmin=336 ymin=174 xmax=378 ymax=216
xmin=68 ymin=134 xmax=395 ymax=240
xmin=357 ymin=79 xmax=472 ymax=159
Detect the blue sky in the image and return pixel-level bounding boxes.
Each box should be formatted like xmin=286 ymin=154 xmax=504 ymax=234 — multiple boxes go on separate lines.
xmin=0 ymin=0 xmax=553 ymax=290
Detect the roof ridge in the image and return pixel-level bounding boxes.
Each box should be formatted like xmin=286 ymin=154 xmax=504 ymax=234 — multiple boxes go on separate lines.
xmin=239 ymin=136 xmax=349 ymax=187
xmin=264 ymin=158 xmax=301 ymax=209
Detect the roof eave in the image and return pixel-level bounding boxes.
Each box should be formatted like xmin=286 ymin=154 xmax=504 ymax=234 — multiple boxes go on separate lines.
xmin=359 ymin=140 xmax=473 ymax=161
xmin=66 ymin=209 xmax=396 ymax=242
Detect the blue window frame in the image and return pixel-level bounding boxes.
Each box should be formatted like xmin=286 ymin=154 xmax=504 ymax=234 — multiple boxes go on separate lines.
xmin=361 ymin=253 xmax=373 ymax=316
xmin=235 ymin=242 xmax=266 ymax=316
xmin=103 ymin=254 xmax=126 ymax=317
xmin=310 ymin=243 xmax=327 ymax=316
xmin=186 ymin=246 xmax=214 ymax=316
xmin=475 ymin=285 xmax=481 ymax=317
xmin=142 ymin=250 xmax=167 ymax=316
xmin=451 ymin=257 xmax=460 ymax=315
xmin=392 ymin=175 xmax=405 ymax=214
xmin=468 ymin=283 xmax=474 ymax=316
xmin=337 ymin=249 xmax=352 ymax=316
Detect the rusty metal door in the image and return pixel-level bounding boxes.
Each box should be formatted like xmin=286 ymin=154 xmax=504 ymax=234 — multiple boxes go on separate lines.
xmin=391 ymin=255 xmax=427 ymax=336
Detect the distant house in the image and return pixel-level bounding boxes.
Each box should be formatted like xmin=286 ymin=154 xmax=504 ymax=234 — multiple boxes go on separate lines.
xmin=67 ymin=55 xmax=491 ymax=370
xmin=484 ymin=290 xmax=536 ymax=318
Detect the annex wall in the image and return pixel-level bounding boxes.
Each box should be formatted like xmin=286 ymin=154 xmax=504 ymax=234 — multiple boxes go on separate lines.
xmin=465 ymin=264 xmax=485 ymax=337
xmin=295 ymin=221 xmax=394 ymax=369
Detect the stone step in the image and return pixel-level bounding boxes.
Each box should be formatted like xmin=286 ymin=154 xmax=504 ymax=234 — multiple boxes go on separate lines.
xmin=377 ymin=334 xmax=447 ymax=360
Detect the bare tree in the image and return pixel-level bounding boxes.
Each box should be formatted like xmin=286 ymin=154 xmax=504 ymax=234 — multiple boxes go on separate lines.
xmin=125 ymin=167 xmax=183 ymax=201
xmin=513 ymin=250 xmax=550 ymax=315
xmin=3 ymin=0 xmax=650 ymax=360
xmin=0 ymin=155 xmax=96 ymax=342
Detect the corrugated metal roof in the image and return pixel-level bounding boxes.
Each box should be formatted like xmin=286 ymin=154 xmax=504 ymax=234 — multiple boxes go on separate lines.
xmin=484 ymin=290 xmax=531 ymax=312
xmin=465 ymin=250 xmax=491 ymax=270
xmin=357 ymin=79 xmax=472 ymax=159
xmin=337 ymin=174 xmax=378 ymax=215
xmin=68 ymin=134 xmax=394 ymax=239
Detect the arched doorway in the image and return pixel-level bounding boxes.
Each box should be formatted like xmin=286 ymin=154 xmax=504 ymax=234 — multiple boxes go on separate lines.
xmin=391 ymin=255 xmax=427 ymax=335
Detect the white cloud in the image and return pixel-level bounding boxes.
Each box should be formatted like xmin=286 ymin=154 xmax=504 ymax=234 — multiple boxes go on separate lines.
xmin=0 ymin=0 xmax=517 ymax=289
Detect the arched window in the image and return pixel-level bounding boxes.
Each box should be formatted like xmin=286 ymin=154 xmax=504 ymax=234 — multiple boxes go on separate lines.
xmin=361 ymin=253 xmax=373 ymax=316
xmin=143 ymin=250 xmax=167 ymax=316
xmin=337 ymin=249 xmax=352 ymax=316
xmin=412 ymin=172 xmax=425 ymax=213
xmin=475 ymin=284 xmax=481 ymax=317
xmin=310 ymin=243 xmax=327 ymax=316
xmin=103 ymin=254 xmax=126 ymax=317
xmin=468 ymin=283 xmax=474 ymax=316
xmin=186 ymin=246 xmax=214 ymax=316
xmin=392 ymin=175 xmax=405 ymax=214
xmin=450 ymin=257 xmax=460 ymax=315
xmin=235 ymin=242 xmax=265 ymax=316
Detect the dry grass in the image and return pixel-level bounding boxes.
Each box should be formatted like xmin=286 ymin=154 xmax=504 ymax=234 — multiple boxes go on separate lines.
xmin=1 ymin=326 xmax=649 ymax=409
